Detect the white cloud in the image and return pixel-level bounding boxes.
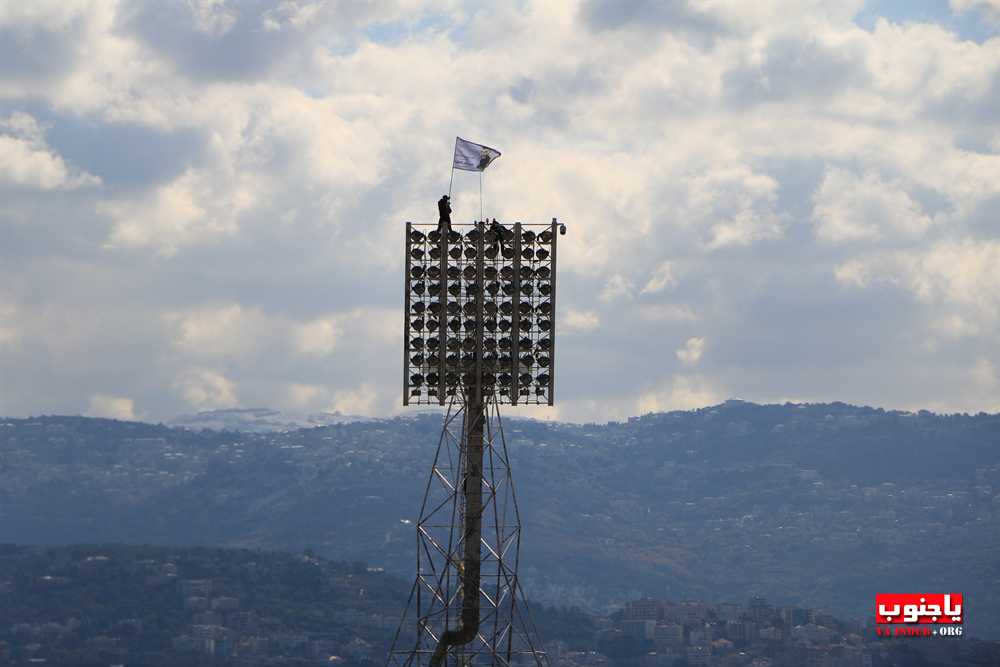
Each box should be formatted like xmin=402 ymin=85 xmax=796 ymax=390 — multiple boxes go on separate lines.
xmin=685 ymin=165 xmax=784 ymax=249
xmin=640 ymin=261 xmax=676 ymax=295
xmin=639 ymin=304 xmax=698 ymax=323
xmin=836 ymin=239 xmax=1000 ymax=364
xmin=930 ymin=315 xmax=980 ymax=341
xmin=563 ymin=309 xmax=600 ymax=332
xmin=188 ymin=0 xmax=239 ymax=35
xmin=0 ymin=300 xmax=17 ymax=345
xmin=174 ymin=369 xmax=239 ymax=409
xmin=168 ymin=304 xmax=270 ymax=361
xmin=951 ymin=0 xmax=1000 ymax=20
xmin=833 ymin=260 xmax=870 ymax=287
xmin=0 ymin=113 xmax=43 ymax=140
xmin=102 ymin=169 xmax=252 ymax=255
xmin=0 ymin=113 xmax=100 ymax=190
xmin=334 ymin=308 xmax=400 ymax=347
xmin=245 ymin=90 xmax=389 ymax=189
xmin=598 ymin=274 xmax=635 ymax=302
xmin=295 ymin=318 xmax=339 ymax=356
xmin=0 ymin=1 xmax=96 ymax=29
xmin=676 ymin=337 xmax=705 ymax=367
xmin=636 ymin=375 xmax=722 ymax=414
xmin=812 ymin=168 xmax=932 ymax=243
xmin=166 ymin=304 xmax=391 ymax=367
xmin=908 ymin=241 xmax=1000 ymax=316
xmin=328 ymin=382 xmax=378 ymax=416
xmin=841 ymin=240 xmax=1000 ymax=316
xmin=951 ymin=0 xmax=1000 ymax=8
xmin=87 ymin=394 xmax=137 ymax=420
xmin=262 ymin=0 xmax=327 ymax=31
xmin=928 ymin=357 xmax=1000 ymax=413
xmin=284 ymin=382 xmax=325 ymax=409
xmin=0 ymin=1 xmax=998 ymax=421
xmin=972 ymin=357 xmax=997 ymax=390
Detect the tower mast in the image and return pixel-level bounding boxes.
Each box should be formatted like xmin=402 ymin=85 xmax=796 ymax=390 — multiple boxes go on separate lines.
xmin=390 ymin=218 xmax=563 ymax=667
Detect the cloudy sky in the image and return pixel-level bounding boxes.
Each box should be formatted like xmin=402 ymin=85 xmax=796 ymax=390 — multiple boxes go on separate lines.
xmin=1 ymin=0 xmax=999 ymax=423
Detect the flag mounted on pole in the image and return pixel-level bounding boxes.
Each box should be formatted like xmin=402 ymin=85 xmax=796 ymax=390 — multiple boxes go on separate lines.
xmin=453 ymin=137 xmax=501 ymax=172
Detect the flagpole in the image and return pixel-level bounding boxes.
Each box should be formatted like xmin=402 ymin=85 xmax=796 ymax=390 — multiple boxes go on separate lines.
xmin=479 ymin=171 xmax=483 ymax=222
xmin=448 ymin=137 xmax=457 ymax=198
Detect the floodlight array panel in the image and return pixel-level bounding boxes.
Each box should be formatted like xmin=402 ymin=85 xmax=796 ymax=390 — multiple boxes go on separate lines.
xmin=404 ymin=221 xmax=558 ymax=406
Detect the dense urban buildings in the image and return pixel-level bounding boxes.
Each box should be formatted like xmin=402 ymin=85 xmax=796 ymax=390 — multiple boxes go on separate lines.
xmin=1 ymin=545 xmax=998 ymax=666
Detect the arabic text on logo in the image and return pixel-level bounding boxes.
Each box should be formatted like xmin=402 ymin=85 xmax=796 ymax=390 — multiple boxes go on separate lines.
xmin=875 ymin=593 xmax=963 ymax=638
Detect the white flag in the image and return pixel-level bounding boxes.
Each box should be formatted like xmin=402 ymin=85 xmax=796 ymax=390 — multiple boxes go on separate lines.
xmin=453 ymin=137 xmax=501 ymax=172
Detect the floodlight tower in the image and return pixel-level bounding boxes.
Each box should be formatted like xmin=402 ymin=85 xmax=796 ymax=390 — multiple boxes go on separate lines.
xmin=388 ymin=219 xmax=564 ymax=667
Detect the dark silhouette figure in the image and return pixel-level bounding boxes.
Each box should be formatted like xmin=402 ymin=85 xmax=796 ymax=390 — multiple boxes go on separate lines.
xmin=437 ymin=195 xmax=452 ymax=233
xmin=489 ymin=218 xmax=504 ymax=244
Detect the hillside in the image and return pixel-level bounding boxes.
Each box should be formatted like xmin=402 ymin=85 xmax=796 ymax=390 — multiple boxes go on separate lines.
xmin=1 ymin=401 xmax=998 ymax=636
xmin=0 ymin=544 xmax=403 ymax=665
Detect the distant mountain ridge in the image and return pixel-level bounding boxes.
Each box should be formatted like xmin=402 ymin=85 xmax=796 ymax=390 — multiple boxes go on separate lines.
xmin=2 ymin=401 xmax=998 ymax=637
xmin=168 ymin=407 xmax=374 ymax=432
xmin=166 ymin=399 xmax=994 ymax=432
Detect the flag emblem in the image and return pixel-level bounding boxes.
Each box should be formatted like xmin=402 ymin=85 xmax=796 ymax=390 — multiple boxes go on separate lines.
xmin=453 ymin=137 xmax=501 ymax=172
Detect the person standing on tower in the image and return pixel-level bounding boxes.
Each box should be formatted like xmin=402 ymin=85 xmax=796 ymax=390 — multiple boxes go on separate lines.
xmin=438 ymin=195 xmax=452 ymax=233
xmin=489 ymin=218 xmax=504 ymax=244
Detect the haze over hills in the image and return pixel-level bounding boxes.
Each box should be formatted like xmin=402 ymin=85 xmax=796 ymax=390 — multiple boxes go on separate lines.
xmin=168 ymin=408 xmax=374 ymax=433
xmin=2 ymin=401 xmax=998 ymax=637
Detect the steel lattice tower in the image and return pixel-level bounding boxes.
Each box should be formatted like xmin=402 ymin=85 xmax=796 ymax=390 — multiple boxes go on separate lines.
xmin=389 ymin=219 xmax=563 ymax=667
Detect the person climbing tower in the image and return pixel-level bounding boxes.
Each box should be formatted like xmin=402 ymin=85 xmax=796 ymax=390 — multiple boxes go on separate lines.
xmin=438 ymin=195 xmax=452 ymax=233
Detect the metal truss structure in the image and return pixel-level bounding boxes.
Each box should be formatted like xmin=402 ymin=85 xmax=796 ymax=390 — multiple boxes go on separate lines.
xmin=386 ymin=392 xmax=547 ymax=667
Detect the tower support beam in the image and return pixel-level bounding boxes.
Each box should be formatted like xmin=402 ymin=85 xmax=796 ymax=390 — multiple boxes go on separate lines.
xmin=387 ymin=395 xmax=547 ymax=667
xmin=429 ymin=396 xmax=483 ymax=667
